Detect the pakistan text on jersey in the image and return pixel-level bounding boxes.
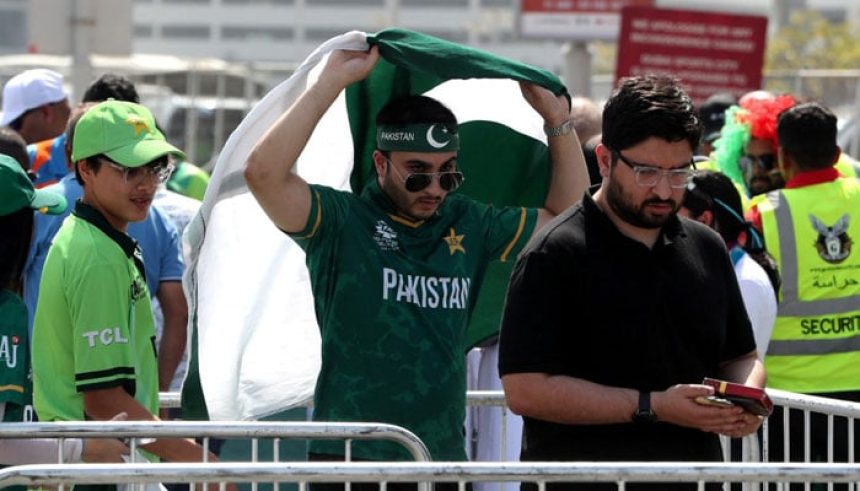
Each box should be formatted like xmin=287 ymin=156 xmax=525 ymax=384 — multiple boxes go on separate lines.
xmin=801 ymin=315 xmax=860 ymax=335
xmin=382 ymin=267 xmax=470 ymax=309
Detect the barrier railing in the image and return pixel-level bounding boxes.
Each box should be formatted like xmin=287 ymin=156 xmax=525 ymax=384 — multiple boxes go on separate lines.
xmin=157 ymin=389 xmax=860 ymax=466
xmin=1 ymin=462 xmax=860 ymax=489
xmin=0 ymin=421 xmax=431 ymax=463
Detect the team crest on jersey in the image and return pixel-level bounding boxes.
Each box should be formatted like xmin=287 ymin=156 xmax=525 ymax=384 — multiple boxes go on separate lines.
xmin=130 ymin=276 xmax=146 ymax=301
xmin=374 ymin=220 xmax=400 ymax=251
xmin=810 ymin=213 xmax=852 ymax=264
xmin=443 ymin=228 xmax=466 ymax=255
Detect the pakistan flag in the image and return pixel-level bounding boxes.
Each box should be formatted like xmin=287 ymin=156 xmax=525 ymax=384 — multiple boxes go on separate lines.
xmin=183 ymin=28 xmax=568 ymax=421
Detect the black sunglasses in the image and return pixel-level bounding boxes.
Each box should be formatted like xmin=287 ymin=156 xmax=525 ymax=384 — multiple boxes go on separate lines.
xmin=739 ymin=154 xmax=776 ymax=172
xmin=387 ymin=159 xmax=465 ymax=193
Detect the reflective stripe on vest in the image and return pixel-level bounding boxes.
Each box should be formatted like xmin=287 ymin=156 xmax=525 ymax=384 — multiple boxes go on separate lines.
xmin=760 ymin=181 xmax=860 ymax=393
xmin=767 ymin=190 xmax=860 ymax=356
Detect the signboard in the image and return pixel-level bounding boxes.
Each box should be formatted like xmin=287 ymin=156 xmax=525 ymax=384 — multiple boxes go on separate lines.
xmin=519 ymin=0 xmax=655 ymax=40
xmin=615 ymin=6 xmax=768 ymax=103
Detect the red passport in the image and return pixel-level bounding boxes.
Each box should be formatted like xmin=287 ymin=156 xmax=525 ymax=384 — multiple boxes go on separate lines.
xmin=702 ymin=378 xmax=774 ymax=416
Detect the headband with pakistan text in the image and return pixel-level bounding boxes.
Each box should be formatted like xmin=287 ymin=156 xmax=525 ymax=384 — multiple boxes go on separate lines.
xmin=376 ymin=123 xmax=459 ymax=153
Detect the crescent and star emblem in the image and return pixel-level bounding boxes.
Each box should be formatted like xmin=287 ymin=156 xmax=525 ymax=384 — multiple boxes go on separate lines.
xmin=426 ymin=124 xmax=450 ymax=149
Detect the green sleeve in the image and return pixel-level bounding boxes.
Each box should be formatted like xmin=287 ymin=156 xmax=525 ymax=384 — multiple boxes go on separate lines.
xmin=481 ymin=204 xmax=539 ymax=263
xmin=285 ymin=184 xmax=352 ymax=252
xmin=67 ymin=262 xmax=138 ymax=392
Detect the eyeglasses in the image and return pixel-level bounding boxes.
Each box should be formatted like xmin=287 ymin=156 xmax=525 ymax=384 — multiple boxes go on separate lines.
xmin=386 ymin=159 xmax=464 ymax=193
xmin=103 ymin=159 xmax=174 ymax=185
xmin=613 ymin=150 xmax=695 ymax=189
xmin=739 ymin=153 xmax=776 ymax=175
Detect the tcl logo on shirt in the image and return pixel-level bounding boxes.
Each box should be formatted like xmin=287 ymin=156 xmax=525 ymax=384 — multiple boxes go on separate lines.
xmin=82 ymin=328 xmax=129 ymax=348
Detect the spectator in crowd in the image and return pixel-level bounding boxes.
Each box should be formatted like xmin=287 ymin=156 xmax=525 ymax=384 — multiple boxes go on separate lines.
xmin=711 ymin=94 xmax=796 ymax=198
xmin=31 ymin=100 xmax=224 ymax=472
xmin=24 ymin=77 xmax=188 ymax=395
xmin=166 ymin=158 xmax=210 ymax=201
xmin=29 ymin=72 xmax=141 ymax=193
xmin=0 ymin=154 xmax=129 ymax=465
xmin=697 ymin=92 xmax=736 ymax=157
xmin=244 ymin=46 xmax=587 ymax=477
xmin=749 ymin=102 xmax=860 ymax=474
xmin=498 ymin=74 xmax=765 ymax=491
xmin=679 ymin=170 xmax=777 ymax=358
xmin=0 ymin=128 xmax=30 ymax=173
xmin=570 ymin=96 xmax=603 ymax=186
xmin=1 ymin=69 xmax=71 ymax=187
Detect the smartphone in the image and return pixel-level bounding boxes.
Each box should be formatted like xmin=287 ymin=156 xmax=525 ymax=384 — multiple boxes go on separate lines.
xmin=695 ymin=395 xmax=735 ymax=408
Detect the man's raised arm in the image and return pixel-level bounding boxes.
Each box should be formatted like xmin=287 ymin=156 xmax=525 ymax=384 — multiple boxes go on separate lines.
xmin=245 ymin=47 xmax=380 ymax=233
xmin=519 ymin=82 xmax=590 ymax=233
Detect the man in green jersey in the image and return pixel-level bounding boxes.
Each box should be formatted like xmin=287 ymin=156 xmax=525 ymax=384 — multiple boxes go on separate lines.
xmin=245 ymin=47 xmax=587 ymax=469
xmin=32 ymin=101 xmax=227 ymax=475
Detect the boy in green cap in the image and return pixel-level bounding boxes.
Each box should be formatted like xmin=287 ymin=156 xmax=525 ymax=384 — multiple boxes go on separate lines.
xmin=1 ymin=153 xmax=129 ymax=464
xmin=32 ymin=101 xmax=225 ymax=473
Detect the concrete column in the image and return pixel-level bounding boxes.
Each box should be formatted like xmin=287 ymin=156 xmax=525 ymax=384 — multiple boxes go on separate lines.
xmin=561 ymin=41 xmax=592 ymax=98
xmin=70 ymin=0 xmax=94 ymax=102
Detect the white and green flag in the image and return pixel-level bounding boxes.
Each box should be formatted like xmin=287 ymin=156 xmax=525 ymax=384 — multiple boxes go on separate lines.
xmin=182 ymin=28 xmax=567 ymax=421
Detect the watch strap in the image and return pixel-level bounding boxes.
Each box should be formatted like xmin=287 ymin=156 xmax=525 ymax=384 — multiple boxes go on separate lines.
xmin=632 ymin=391 xmax=656 ymax=423
xmin=544 ymin=119 xmax=573 ymax=137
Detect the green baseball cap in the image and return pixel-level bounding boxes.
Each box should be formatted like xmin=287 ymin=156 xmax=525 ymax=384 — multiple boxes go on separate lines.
xmin=70 ymin=100 xmax=185 ymax=168
xmin=0 ymin=154 xmax=67 ymax=216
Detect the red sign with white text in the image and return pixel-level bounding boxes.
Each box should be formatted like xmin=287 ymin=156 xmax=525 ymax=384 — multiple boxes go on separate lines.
xmin=520 ymin=0 xmax=654 ymax=40
xmin=614 ymin=6 xmax=768 ymax=103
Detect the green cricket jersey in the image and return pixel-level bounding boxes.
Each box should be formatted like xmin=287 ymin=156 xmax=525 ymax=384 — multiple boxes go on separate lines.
xmin=32 ymin=202 xmax=159 ymax=423
xmin=0 ymin=291 xmax=32 ymax=422
xmin=289 ymin=180 xmax=537 ymax=461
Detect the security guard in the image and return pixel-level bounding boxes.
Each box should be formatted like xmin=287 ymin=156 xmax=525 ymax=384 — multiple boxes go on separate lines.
xmin=749 ymin=102 xmax=860 ymax=470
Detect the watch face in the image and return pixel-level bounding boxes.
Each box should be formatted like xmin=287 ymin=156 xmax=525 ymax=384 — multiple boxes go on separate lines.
xmin=633 ymin=410 xmax=657 ymax=423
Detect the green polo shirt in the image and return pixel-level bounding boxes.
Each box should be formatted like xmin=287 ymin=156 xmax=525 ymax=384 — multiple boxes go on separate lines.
xmin=0 ymin=290 xmax=32 ymax=422
xmin=32 ymin=202 xmax=159 ymax=423
xmin=289 ymin=181 xmax=537 ymax=461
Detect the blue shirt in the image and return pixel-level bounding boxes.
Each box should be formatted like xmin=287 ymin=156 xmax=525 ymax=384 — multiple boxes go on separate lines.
xmin=27 ymin=134 xmax=71 ymax=189
xmin=23 ymin=173 xmax=184 ymax=333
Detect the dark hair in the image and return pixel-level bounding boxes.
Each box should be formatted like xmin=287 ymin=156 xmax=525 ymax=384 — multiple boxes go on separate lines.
xmin=683 ymin=171 xmax=745 ymax=243
xmin=582 ymin=138 xmax=601 ymax=186
xmin=0 ymin=128 xmax=29 ymax=170
xmin=777 ymin=102 xmax=838 ymax=171
xmin=376 ymin=95 xmax=457 ymax=128
xmin=683 ymin=170 xmax=781 ymax=295
xmin=0 ymin=208 xmax=34 ymax=292
xmin=74 ymin=156 xmax=103 ymax=186
xmin=82 ymin=73 xmax=140 ymax=103
xmin=602 ymin=75 xmax=703 ymax=153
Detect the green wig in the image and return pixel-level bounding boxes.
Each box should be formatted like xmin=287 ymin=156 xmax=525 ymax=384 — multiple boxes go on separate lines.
xmin=712 ymin=105 xmax=750 ymax=194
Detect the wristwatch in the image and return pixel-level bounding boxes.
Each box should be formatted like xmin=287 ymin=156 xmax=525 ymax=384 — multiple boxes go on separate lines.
xmin=632 ymin=391 xmax=657 ymax=423
xmin=543 ymin=119 xmax=573 ymax=137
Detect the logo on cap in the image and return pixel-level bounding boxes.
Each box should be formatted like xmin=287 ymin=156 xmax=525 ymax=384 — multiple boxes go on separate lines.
xmin=126 ymin=117 xmax=151 ymax=136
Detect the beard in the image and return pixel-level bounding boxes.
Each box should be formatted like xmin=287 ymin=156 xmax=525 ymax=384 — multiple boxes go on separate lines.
xmin=606 ymin=177 xmax=678 ymax=229
xmin=380 ymin=171 xmax=440 ymax=221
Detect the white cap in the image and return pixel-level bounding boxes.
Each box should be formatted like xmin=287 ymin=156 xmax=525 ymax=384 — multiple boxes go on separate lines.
xmin=1 ymin=69 xmax=67 ymax=126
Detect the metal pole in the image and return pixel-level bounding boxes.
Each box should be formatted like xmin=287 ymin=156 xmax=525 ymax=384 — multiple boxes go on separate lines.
xmin=70 ymin=0 xmax=94 ymax=102
xmin=561 ymin=41 xmax=592 ymax=98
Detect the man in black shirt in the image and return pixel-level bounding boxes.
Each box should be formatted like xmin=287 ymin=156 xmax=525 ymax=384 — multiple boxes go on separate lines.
xmin=498 ymin=75 xmax=766 ymax=491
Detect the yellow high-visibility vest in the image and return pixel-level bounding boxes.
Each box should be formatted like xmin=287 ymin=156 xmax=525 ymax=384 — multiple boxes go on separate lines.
xmin=755 ymin=176 xmax=860 ymax=393
xmin=835 ymin=154 xmax=860 ymax=178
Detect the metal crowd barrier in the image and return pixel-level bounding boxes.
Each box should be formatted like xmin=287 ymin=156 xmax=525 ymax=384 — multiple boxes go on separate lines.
xmin=1 ymin=461 xmax=860 ymax=489
xmin=156 ymin=389 xmax=860 ymax=466
xmin=0 ymin=421 xmax=431 ymax=463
